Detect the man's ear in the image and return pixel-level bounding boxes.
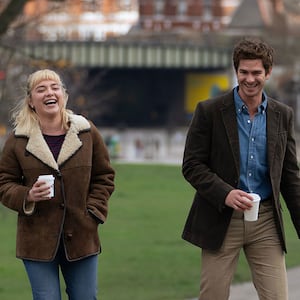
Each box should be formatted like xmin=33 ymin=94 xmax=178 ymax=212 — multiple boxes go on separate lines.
xmin=266 ymin=67 xmax=273 ymax=80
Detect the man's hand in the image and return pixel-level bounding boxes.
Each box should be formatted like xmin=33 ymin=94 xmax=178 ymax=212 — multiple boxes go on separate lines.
xmin=225 ymin=190 xmax=254 ymax=211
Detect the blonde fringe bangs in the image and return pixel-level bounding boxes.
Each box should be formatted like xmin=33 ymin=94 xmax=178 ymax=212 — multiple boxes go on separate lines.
xmin=26 ymin=69 xmax=63 ymax=95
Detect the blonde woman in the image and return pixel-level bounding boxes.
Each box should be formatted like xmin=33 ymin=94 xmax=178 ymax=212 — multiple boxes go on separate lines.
xmin=0 ymin=69 xmax=115 ymax=300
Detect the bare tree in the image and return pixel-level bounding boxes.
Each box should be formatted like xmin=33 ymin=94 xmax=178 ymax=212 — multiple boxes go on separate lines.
xmin=0 ymin=0 xmax=68 ymax=133
xmin=0 ymin=0 xmax=28 ymax=37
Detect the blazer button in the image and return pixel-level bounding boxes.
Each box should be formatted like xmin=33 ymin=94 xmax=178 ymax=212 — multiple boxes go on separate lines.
xmin=59 ymin=203 xmax=65 ymax=209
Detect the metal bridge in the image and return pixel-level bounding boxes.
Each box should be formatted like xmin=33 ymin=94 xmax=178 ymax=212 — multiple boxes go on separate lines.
xmin=21 ymin=40 xmax=232 ymax=69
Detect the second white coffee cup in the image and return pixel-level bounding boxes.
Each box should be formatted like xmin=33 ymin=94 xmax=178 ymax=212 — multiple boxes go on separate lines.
xmin=244 ymin=193 xmax=261 ymax=222
xmin=38 ymin=175 xmax=55 ymax=198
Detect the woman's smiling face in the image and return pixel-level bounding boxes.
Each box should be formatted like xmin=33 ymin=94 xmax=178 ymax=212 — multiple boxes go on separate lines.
xmin=29 ymin=79 xmax=64 ymax=119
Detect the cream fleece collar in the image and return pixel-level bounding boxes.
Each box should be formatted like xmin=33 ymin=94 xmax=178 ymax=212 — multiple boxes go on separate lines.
xmin=15 ymin=114 xmax=91 ymax=170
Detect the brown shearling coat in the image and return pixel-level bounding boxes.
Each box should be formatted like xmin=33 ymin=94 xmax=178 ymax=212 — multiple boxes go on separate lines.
xmin=0 ymin=114 xmax=115 ymax=261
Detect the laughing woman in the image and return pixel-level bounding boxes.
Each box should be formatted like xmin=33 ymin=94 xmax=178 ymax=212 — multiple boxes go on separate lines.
xmin=0 ymin=69 xmax=115 ymax=300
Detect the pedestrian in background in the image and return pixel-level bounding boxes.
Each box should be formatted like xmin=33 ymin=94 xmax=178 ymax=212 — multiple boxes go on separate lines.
xmin=0 ymin=69 xmax=115 ymax=300
xmin=182 ymin=37 xmax=300 ymax=299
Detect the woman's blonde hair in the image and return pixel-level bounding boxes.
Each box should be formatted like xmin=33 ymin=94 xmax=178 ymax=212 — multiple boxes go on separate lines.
xmin=12 ymin=69 xmax=73 ymax=132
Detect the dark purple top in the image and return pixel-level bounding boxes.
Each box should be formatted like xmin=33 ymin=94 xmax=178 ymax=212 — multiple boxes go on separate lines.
xmin=43 ymin=134 xmax=66 ymax=161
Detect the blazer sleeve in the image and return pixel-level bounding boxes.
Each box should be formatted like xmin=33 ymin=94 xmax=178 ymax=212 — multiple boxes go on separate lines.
xmin=278 ymin=107 xmax=300 ymax=236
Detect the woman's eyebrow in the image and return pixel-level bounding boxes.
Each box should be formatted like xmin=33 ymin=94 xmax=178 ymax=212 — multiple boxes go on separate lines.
xmin=35 ymin=83 xmax=60 ymax=89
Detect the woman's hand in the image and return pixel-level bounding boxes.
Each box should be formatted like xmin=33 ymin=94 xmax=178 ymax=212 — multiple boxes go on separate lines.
xmin=27 ymin=180 xmax=52 ymax=202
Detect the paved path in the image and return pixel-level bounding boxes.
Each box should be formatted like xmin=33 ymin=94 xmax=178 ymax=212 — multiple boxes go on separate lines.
xmin=229 ymin=266 xmax=300 ymax=299
xmin=190 ymin=266 xmax=300 ymax=300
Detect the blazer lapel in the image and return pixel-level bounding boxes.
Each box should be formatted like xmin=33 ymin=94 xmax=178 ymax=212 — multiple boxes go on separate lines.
xmin=221 ymin=95 xmax=240 ymax=177
xmin=266 ymin=100 xmax=280 ymax=171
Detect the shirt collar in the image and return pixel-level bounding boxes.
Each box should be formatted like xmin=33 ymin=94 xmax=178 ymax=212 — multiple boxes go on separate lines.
xmin=234 ymin=86 xmax=268 ymax=115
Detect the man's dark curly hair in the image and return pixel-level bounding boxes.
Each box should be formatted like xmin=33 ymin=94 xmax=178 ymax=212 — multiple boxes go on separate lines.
xmin=233 ymin=37 xmax=274 ymax=74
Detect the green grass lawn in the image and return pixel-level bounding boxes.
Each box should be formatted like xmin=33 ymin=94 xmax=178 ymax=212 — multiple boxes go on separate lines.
xmin=1 ymin=163 xmax=300 ymax=300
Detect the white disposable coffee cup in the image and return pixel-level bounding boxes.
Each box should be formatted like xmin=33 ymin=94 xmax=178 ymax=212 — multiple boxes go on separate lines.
xmin=38 ymin=175 xmax=55 ymax=198
xmin=244 ymin=193 xmax=261 ymax=221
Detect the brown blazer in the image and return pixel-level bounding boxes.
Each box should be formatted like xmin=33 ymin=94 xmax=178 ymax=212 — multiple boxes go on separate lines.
xmin=182 ymin=89 xmax=300 ymax=251
xmin=0 ymin=114 xmax=115 ymax=261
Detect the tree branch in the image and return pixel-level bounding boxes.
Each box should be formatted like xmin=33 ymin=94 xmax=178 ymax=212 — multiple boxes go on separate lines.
xmin=0 ymin=0 xmax=28 ymax=37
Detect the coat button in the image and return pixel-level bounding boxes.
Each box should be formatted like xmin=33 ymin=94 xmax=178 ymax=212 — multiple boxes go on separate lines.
xmin=66 ymin=233 xmax=73 ymax=240
xmin=59 ymin=203 xmax=65 ymax=209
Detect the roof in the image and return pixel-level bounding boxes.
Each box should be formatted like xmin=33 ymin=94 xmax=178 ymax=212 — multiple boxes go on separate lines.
xmin=229 ymin=0 xmax=267 ymax=29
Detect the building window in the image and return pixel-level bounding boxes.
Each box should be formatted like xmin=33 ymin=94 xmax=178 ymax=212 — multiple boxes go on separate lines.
xmin=118 ymin=0 xmax=137 ymax=10
xmin=154 ymin=0 xmax=164 ymax=16
xmin=203 ymin=0 xmax=212 ymax=21
xmin=178 ymin=0 xmax=187 ymax=16
xmin=83 ymin=0 xmax=100 ymax=12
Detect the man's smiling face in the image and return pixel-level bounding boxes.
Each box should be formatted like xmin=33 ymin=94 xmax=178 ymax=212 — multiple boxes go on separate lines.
xmin=236 ymin=59 xmax=272 ymax=103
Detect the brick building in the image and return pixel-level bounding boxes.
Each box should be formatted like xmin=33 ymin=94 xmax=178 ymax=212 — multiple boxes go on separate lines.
xmin=138 ymin=0 xmax=241 ymax=33
xmin=2 ymin=0 xmax=300 ymax=41
xmin=2 ymin=0 xmax=138 ymax=41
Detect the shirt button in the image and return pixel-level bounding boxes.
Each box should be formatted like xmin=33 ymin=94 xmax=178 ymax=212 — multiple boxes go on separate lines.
xmin=247 ymin=120 xmax=251 ymax=124
xmin=251 ymin=137 xmax=255 ymax=142
xmin=249 ymin=173 xmax=252 ymax=177
xmin=250 ymin=155 xmax=254 ymax=159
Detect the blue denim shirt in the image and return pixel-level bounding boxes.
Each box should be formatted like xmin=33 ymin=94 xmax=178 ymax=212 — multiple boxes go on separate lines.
xmin=234 ymin=87 xmax=272 ymax=200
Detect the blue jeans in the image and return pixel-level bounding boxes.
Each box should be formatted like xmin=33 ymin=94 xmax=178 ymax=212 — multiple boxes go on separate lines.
xmin=23 ymin=241 xmax=98 ymax=300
